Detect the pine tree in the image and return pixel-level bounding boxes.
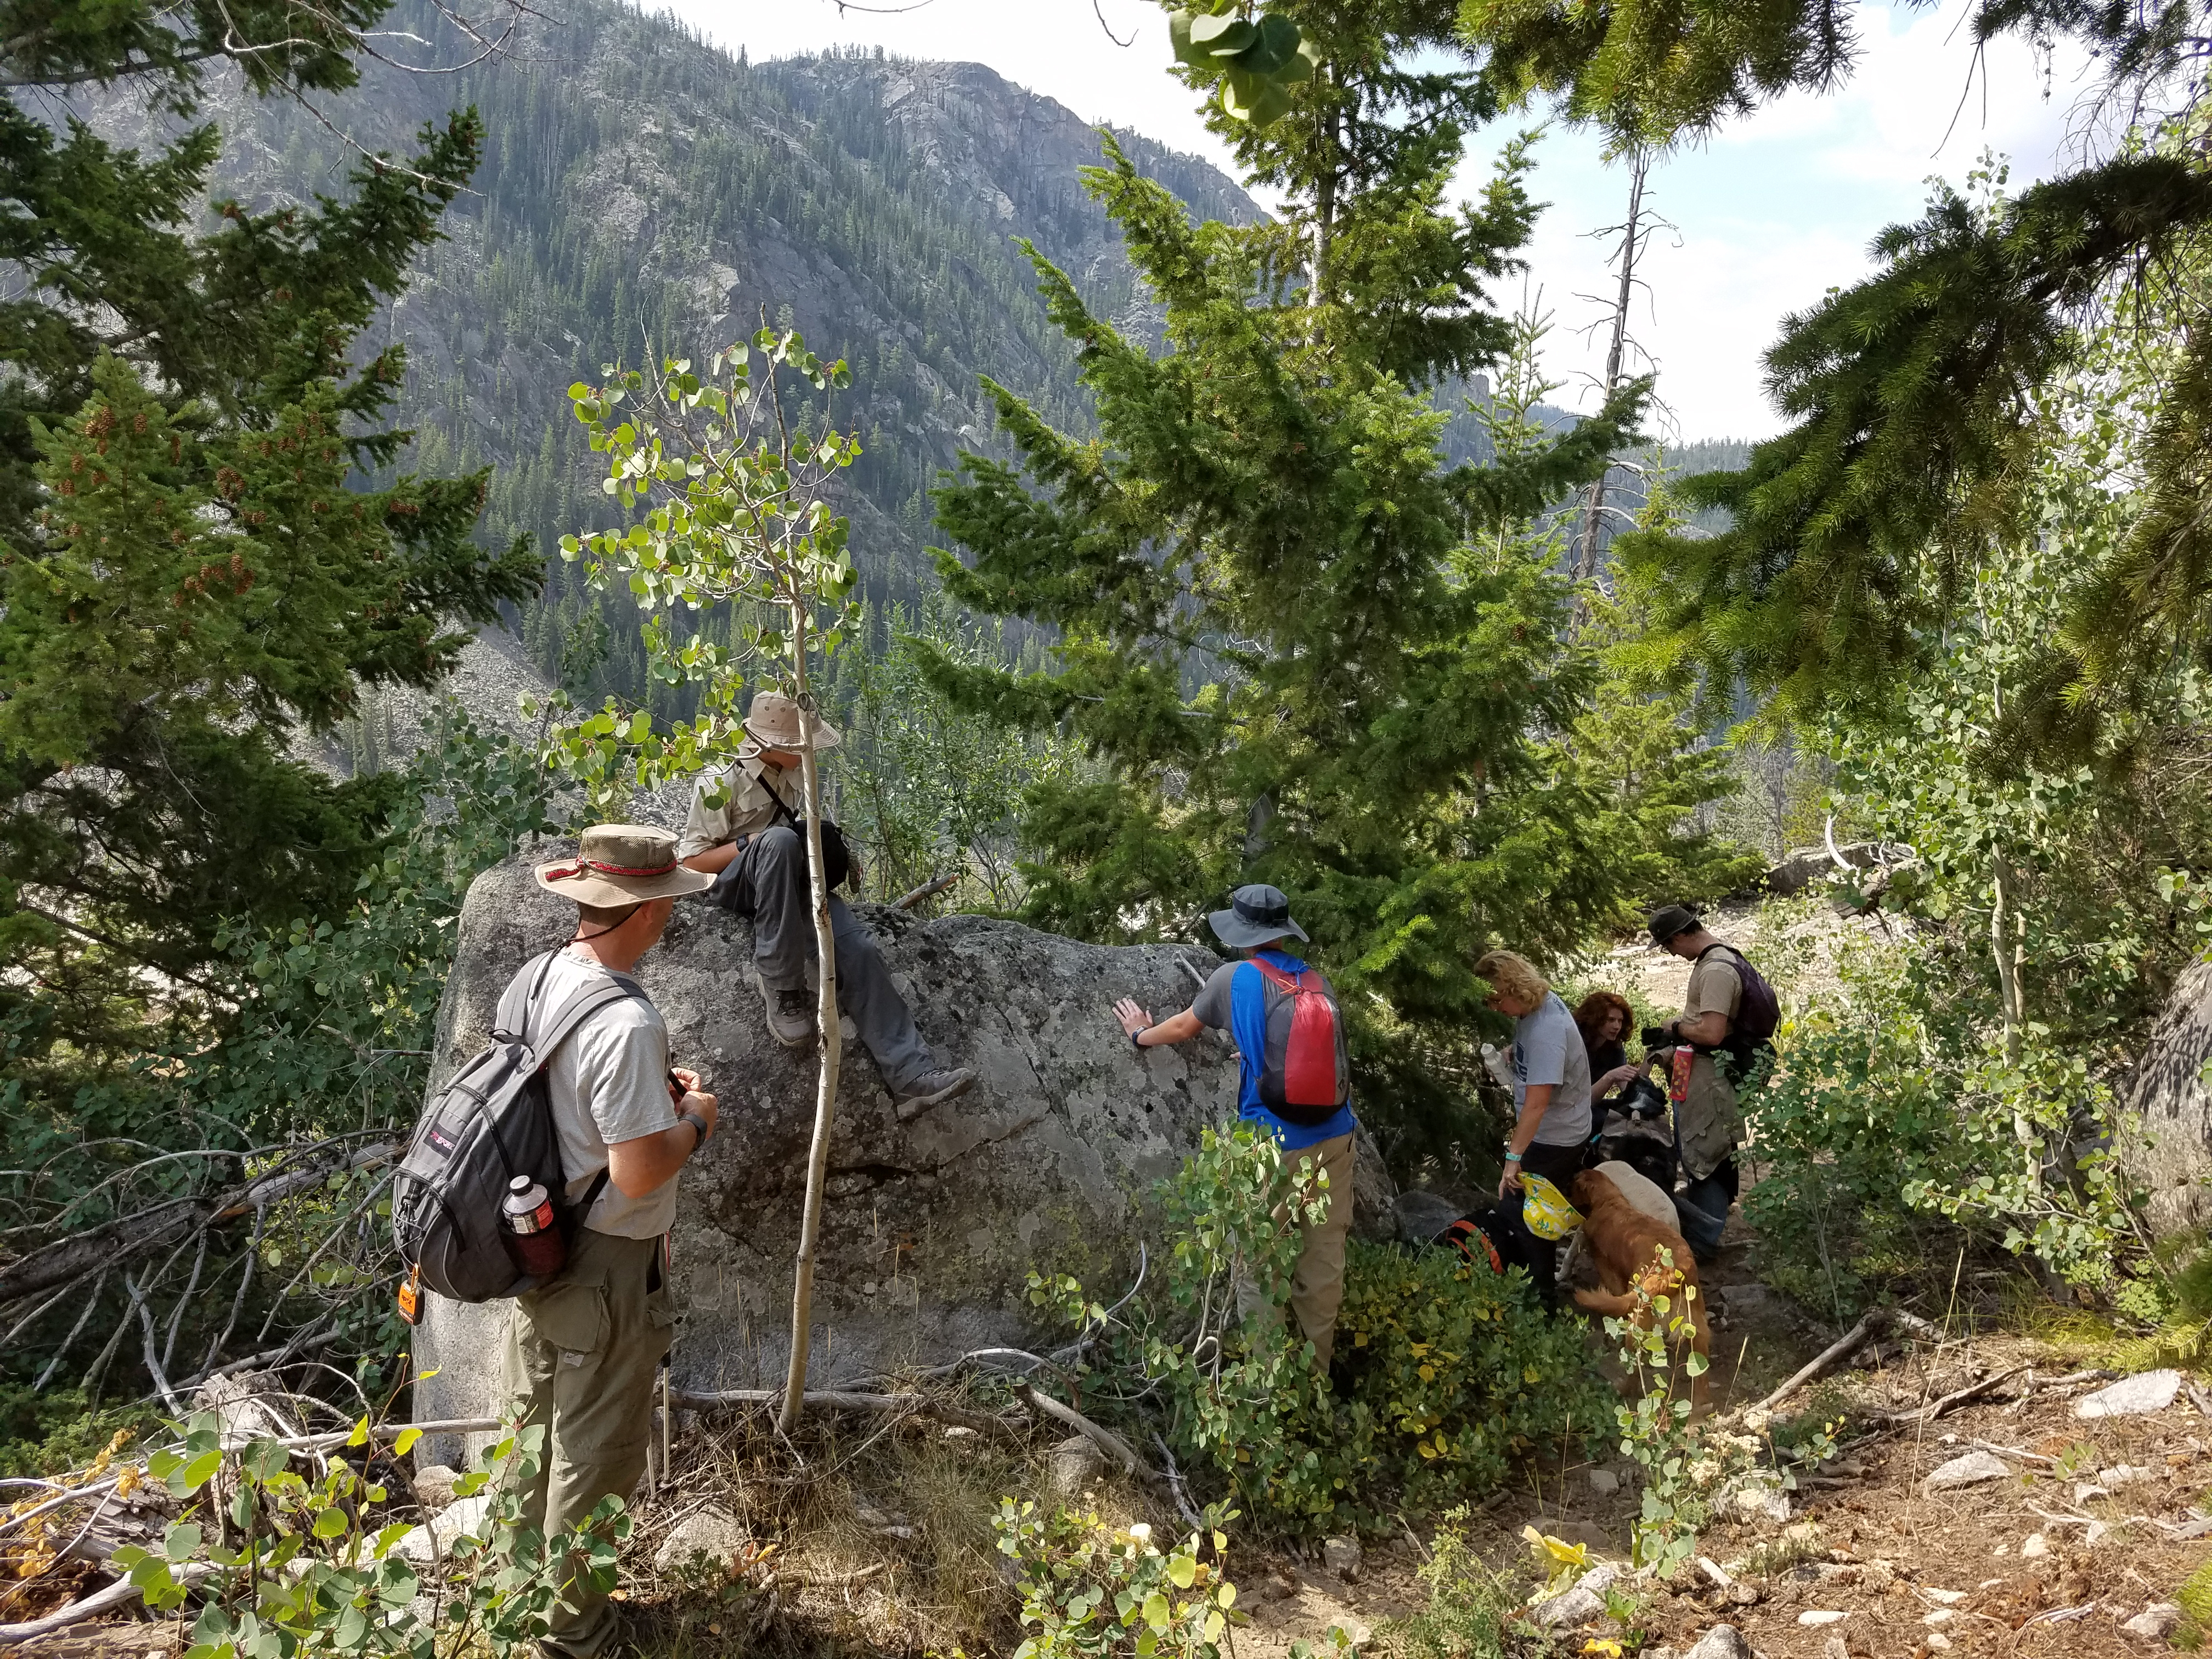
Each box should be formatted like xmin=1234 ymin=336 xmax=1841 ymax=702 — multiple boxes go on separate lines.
xmin=0 ymin=0 xmax=541 ymax=1081
xmin=918 ymin=4 xmax=1719 ymax=1144
xmin=1456 ymin=0 xmax=2212 ymax=740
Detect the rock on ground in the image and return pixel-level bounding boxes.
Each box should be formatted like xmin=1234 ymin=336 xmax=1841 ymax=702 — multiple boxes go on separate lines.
xmin=653 ymin=1506 xmax=750 ymax=1574
xmin=1722 ymin=1470 xmax=1792 ymax=1524
xmin=2123 ymin=1603 xmax=2183 ymax=1639
xmin=394 ymin=1494 xmax=492 ymax=1564
xmin=1532 ymin=1564 xmax=1618 ymax=1628
xmin=1923 ymin=1450 xmax=2013 ymax=1492
xmin=413 ymin=855 xmax=1396 ymax=1456
xmin=1321 ymin=1536 xmax=1361 ymax=1581
xmin=2075 ymin=1370 xmax=2181 ymax=1419
xmin=1046 ymin=1435 xmax=1104 ymax=1500
xmin=1683 ymin=1623 xmax=1758 ymax=1659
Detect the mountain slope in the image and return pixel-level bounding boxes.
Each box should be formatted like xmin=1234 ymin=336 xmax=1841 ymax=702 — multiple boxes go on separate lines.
xmin=81 ymin=1 xmax=1262 ymax=706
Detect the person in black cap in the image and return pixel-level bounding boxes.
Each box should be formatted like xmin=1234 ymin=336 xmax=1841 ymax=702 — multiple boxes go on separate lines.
xmin=1645 ymin=905 xmax=1749 ymax=1260
xmin=1108 ymin=884 xmax=1357 ymax=1370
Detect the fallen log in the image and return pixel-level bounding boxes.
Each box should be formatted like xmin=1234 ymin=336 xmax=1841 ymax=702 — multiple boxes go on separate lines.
xmin=671 ymin=1387 xmax=1020 ymax=1442
xmin=1877 ymin=1363 xmax=2028 ymax=1425
xmin=0 ymin=1142 xmax=392 ymax=1309
xmin=0 ymin=1562 xmax=217 ymax=1644
xmin=890 ymin=875 xmax=957 ymax=911
xmin=1747 ymin=1310 xmax=1889 ymax=1414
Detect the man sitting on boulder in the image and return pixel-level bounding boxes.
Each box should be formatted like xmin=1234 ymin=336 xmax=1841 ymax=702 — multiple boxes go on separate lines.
xmin=679 ymin=690 xmax=974 ymax=1121
xmin=1109 ymin=884 xmax=1357 ymax=1370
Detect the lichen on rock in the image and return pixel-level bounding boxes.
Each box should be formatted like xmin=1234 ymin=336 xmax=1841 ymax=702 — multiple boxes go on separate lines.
xmin=413 ymin=852 xmax=1395 ymax=1444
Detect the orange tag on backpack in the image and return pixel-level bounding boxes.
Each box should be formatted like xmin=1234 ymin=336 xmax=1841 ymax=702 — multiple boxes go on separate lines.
xmin=397 ymin=1263 xmax=422 ymax=1326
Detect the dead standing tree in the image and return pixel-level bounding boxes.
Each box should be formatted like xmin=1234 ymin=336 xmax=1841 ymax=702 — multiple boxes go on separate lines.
xmin=552 ymin=326 xmax=862 ymax=1434
xmin=1573 ymin=146 xmax=1674 ymax=601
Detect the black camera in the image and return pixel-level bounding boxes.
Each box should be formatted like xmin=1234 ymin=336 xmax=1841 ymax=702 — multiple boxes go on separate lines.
xmin=1640 ymin=1024 xmax=1671 ymax=1050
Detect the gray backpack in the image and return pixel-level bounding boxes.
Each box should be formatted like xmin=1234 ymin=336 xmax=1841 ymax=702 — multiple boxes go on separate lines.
xmin=391 ymin=952 xmax=648 ymax=1304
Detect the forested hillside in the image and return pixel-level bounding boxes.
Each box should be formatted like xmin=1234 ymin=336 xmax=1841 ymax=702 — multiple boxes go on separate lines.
xmin=74 ymin=8 xmax=1742 ymax=730
xmin=77 ymin=0 xmax=1261 ymax=710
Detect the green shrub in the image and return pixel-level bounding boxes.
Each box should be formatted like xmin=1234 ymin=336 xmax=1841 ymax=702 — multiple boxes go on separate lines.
xmin=1390 ymin=1506 xmax=1527 ymax=1659
xmin=994 ymin=1499 xmax=1241 ymax=1658
xmin=1326 ymin=1242 xmax=1607 ymax=1521
xmin=1743 ymin=932 xmax=2140 ymax=1323
xmin=111 ymin=1412 xmax=619 ymax=1658
xmin=1036 ymin=1127 xmax=1606 ymax=1535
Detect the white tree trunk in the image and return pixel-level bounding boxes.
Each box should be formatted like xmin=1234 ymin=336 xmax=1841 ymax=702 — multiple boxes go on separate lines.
xmin=778 ymin=590 xmax=843 ymax=1434
xmin=1576 ymin=146 xmax=1650 ymax=591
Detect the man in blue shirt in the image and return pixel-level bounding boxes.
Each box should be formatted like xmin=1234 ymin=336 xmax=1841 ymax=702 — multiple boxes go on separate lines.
xmin=1111 ymin=884 xmax=1356 ymax=1369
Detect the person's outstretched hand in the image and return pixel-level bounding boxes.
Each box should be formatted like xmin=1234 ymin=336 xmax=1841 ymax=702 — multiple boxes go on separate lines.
xmin=1112 ymin=998 xmax=1153 ymax=1039
xmin=1596 ymin=1063 xmax=1640 ymax=1095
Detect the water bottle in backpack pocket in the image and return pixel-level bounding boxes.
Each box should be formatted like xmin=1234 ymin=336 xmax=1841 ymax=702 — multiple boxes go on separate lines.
xmin=390 ymin=952 xmax=644 ymax=1306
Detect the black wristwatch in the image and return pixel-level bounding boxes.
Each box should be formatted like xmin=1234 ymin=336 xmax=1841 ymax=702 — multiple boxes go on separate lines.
xmin=1131 ymin=1028 xmax=1148 ymax=1049
xmin=680 ymin=1110 xmax=712 ymax=1150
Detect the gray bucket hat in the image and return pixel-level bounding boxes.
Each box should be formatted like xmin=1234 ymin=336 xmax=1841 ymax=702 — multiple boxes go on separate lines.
xmin=1209 ymin=883 xmax=1310 ymax=950
xmin=1647 ymin=904 xmax=1701 ymax=946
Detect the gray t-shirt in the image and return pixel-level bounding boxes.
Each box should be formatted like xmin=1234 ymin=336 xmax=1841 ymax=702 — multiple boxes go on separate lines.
xmin=537 ymin=949 xmax=681 ymax=1238
xmin=1510 ymin=991 xmax=1593 ymax=1148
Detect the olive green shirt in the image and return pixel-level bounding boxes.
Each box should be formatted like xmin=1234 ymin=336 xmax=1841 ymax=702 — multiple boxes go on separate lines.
xmin=1675 ymin=945 xmax=1746 ymax=1181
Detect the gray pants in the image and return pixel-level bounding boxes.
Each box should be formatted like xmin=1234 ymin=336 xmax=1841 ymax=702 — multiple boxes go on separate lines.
xmin=709 ymin=825 xmax=932 ymax=1093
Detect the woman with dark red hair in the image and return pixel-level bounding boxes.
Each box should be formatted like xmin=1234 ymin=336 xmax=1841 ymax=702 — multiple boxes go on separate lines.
xmin=1575 ymin=990 xmax=1643 ymax=1115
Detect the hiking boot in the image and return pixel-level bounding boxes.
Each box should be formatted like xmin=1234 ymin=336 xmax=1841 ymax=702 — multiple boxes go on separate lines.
xmin=761 ymin=981 xmax=815 ymax=1048
xmin=893 ymin=1067 xmax=975 ymax=1122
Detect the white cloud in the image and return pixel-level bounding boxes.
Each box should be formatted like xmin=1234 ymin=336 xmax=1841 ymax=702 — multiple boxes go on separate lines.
xmin=1491 ymin=1 xmax=2097 ymax=438
xmin=655 ymin=0 xmax=1240 ymax=173
xmin=666 ymin=0 xmax=2102 ymax=440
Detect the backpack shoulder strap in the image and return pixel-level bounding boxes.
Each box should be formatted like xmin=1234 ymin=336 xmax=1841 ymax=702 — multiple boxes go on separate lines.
xmin=1250 ymin=957 xmax=1303 ymax=993
xmin=529 ymin=970 xmax=651 ymax=1068
xmin=492 ymin=950 xmax=562 ymax=1043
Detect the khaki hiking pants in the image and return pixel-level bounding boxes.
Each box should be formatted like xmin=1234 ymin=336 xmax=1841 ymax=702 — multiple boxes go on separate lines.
xmin=500 ymin=1228 xmax=676 ymax=1658
xmin=1237 ymin=1132 xmax=1355 ymax=1370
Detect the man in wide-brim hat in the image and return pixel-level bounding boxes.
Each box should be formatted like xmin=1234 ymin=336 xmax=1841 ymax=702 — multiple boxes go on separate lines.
xmin=678 ymin=689 xmax=975 ymax=1120
xmin=1106 ymin=884 xmax=1361 ymax=1370
xmin=512 ymin=823 xmax=717 ymax=1658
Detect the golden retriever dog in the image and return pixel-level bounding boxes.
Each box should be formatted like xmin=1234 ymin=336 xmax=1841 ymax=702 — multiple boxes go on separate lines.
xmin=1567 ymin=1166 xmax=1713 ymax=1409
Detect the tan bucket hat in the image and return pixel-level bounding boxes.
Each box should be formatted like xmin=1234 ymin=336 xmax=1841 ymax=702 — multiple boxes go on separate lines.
xmin=534 ymin=823 xmax=713 ymax=907
xmin=742 ymin=689 xmax=840 ymax=753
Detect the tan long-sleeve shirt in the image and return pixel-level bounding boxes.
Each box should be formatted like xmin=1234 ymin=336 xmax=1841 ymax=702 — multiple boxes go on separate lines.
xmin=675 ymin=745 xmax=805 ymax=859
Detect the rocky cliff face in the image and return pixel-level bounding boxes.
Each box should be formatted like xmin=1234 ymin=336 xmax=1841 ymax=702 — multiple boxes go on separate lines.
xmin=415 ymin=851 xmax=1394 ymax=1433
xmin=2118 ymin=958 xmax=2212 ymax=1234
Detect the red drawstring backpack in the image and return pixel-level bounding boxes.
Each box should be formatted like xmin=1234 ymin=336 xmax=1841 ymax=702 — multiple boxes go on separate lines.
xmin=1251 ymin=957 xmax=1348 ymax=1120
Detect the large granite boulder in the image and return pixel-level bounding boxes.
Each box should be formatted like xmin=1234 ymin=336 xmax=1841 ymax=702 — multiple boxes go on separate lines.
xmin=2117 ymin=957 xmax=2212 ymax=1234
xmin=413 ymin=854 xmax=1396 ymax=1438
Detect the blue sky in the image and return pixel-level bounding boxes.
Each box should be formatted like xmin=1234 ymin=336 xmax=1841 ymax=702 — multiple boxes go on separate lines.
xmin=675 ymin=0 xmax=2091 ymax=441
